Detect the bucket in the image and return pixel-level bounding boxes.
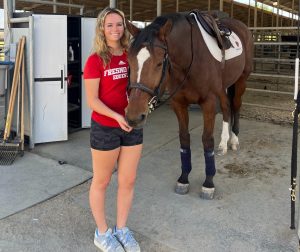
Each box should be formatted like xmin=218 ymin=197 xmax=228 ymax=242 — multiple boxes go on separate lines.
xmin=0 ymin=65 xmax=7 ymax=96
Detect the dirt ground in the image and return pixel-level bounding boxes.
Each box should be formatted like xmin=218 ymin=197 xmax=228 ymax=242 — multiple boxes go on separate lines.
xmin=241 ymin=89 xmax=294 ymax=126
xmin=240 ymin=77 xmax=295 ymax=126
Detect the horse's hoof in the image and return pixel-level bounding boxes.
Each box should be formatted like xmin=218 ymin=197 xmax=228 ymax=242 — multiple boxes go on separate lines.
xmin=217 ymin=148 xmax=227 ymax=156
xmin=200 ymin=186 xmax=215 ymax=200
xmin=175 ymin=182 xmax=190 ymax=195
xmin=231 ymin=144 xmax=239 ymax=151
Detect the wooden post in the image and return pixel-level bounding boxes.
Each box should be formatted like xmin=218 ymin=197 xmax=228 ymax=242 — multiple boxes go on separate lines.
xmin=176 ymin=0 xmax=179 ymax=12
xmin=231 ymin=0 xmax=234 ymax=18
xmin=208 ymin=0 xmax=211 ymax=12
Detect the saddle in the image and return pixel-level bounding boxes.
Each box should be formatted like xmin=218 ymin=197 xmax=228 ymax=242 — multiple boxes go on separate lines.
xmin=189 ymin=10 xmax=232 ymax=50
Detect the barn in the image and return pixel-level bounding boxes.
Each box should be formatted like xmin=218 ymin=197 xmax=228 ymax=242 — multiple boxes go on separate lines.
xmin=0 ymin=1 xmax=299 ymax=251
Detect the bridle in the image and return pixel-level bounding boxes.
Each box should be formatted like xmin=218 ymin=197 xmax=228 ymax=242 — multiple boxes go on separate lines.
xmin=127 ymin=16 xmax=194 ymax=113
xmin=127 ymin=43 xmax=169 ymax=112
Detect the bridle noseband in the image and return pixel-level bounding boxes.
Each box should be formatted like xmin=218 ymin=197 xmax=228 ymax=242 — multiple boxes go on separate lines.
xmin=128 ymin=43 xmax=169 ymax=113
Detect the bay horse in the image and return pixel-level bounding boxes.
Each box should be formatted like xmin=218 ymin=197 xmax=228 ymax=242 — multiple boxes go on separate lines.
xmin=125 ymin=11 xmax=253 ymax=199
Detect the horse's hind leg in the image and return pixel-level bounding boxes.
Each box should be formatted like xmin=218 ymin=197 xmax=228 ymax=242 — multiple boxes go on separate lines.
xmin=217 ymin=89 xmax=231 ymax=155
xmin=172 ymin=101 xmax=191 ymax=195
xmin=200 ymin=95 xmax=217 ymax=199
xmin=228 ymin=76 xmax=247 ymax=150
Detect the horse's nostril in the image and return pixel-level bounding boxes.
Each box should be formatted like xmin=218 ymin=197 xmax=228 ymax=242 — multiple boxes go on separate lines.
xmin=140 ymin=114 xmax=146 ymax=121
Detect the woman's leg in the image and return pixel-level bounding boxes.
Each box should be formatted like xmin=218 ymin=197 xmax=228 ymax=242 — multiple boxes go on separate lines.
xmin=116 ymin=144 xmax=143 ymax=228
xmin=89 ymin=147 xmax=120 ymax=233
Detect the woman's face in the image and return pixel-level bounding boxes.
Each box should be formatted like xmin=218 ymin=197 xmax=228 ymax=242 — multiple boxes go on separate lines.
xmin=103 ymin=13 xmax=124 ymax=44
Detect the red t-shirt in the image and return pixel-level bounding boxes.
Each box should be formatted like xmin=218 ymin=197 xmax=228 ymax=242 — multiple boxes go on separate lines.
xmin=83 ymin=52 xmax=128 ymax=128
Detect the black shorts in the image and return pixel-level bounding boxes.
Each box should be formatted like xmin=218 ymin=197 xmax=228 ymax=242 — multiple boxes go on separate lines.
xmin=90 ymin=119 xmax=143 ymax=151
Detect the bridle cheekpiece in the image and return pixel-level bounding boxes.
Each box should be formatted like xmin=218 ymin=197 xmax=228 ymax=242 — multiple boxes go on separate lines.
xmin=128 ymin=42 xmax=169 ymax=113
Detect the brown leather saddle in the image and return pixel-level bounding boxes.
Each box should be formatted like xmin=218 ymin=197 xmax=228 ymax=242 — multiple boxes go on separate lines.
xmin=189 ymin=10 xmax=232 ymax=51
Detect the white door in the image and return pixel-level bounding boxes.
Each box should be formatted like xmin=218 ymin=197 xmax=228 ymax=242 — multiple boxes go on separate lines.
xmin=81 ymin=17 xmax=96 ymax=128
xmin=33 ymin=15 xmax=68 ymax=143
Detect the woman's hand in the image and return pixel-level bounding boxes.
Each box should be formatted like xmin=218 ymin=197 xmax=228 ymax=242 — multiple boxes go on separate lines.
xmin=114 ymin=113 xmax=133 ymax=132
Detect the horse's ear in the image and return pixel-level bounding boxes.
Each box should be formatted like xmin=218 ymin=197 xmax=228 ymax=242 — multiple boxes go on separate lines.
xmin=125 ymin=19 xmax=141 ymax=36
xmin=159 ymin=19 xmax=173 ymax=42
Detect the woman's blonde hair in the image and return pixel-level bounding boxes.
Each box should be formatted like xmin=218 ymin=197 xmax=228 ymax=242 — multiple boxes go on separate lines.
xmin=93 ymin=7 xmax=130 ymax=67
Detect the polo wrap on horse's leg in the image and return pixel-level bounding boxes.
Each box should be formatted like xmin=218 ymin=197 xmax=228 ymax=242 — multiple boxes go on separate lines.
xmin=204 ymin=150 xmax=216 ymax=176
xmin=180 ymin=147 xmax=192 ymax=174
xmin=175 ymin=147 xmax=192 ymax=194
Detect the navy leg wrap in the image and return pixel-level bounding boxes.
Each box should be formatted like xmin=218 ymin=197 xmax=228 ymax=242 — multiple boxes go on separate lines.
xmin=180 ymin=148 xmax=192 ymax=174
xmin=204 ymin=150 xmax=216 ymax=176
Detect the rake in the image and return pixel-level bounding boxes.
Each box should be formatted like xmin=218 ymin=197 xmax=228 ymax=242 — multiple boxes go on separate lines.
xmin=0 ymin=36 xmax=26 ymax=165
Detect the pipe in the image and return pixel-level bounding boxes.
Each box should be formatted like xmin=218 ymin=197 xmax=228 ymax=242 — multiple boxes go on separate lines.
xmin=130 ymin=0 xmax=133 ymax=21
xmin=4 ymin=0 xmax=13 ymax=55
xmin=219 ymin=0 xmax=223 ymax=11
xmin=110 ymin=0 xmax=117 ymax=8
xmin=53 ymin=0 xmax=57 ymax=13
xmin=157 ymin=0 xmax=161 ymax=16
xmin=28 ymin=16 xmax=34 ymax=149
xmin=254 ymin=0 xmax=257 ymax=27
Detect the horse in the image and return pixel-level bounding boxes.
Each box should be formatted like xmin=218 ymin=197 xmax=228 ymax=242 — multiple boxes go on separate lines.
xmin=125 ymin=11 xmax=253 ymax=199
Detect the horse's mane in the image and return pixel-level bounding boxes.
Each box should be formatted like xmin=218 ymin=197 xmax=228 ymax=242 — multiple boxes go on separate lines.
xmin=130 ymin=13 xmax=184 ymax=54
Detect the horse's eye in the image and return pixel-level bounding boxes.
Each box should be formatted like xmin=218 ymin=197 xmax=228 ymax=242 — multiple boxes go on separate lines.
xmin=157 ymin=62 xmax=162 ymax=67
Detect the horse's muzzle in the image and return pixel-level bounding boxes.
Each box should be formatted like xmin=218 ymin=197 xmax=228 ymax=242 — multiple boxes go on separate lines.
xmin=126 ymin=114 xmax=147 ymax=128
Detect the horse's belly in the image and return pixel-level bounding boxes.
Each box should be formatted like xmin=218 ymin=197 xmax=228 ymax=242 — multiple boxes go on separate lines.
xmin=223 ymin=55 xmax=245 ymax=86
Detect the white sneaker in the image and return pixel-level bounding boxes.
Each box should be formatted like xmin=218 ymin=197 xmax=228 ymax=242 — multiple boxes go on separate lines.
xmin=113 ymin=226 xmax=141 ymax=252
xmin=94 ymin=228 xmax=125 ymax=252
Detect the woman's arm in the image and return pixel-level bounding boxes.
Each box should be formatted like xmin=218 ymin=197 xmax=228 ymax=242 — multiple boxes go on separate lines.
xmin=85 ymin=78 xmax=132 ymax=132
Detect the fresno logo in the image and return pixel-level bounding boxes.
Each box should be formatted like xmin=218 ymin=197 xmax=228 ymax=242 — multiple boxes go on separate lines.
xmin=104 ymin=67 xmax=128 ymax=80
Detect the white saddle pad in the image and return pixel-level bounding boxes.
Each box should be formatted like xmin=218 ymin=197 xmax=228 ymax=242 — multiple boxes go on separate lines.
xmin=190 ymin=13 xmax=243 ymax=62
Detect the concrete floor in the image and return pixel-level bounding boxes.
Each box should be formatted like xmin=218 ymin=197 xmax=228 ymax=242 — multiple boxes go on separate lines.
xmin=0 ymin=104 xmax=299 ymax=252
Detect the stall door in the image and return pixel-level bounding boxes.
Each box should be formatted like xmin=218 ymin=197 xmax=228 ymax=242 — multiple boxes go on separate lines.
xmin=33 ymin=15 xmax=68 ymax=143
xmin=81 ymin=17 xmax=96 ymax=128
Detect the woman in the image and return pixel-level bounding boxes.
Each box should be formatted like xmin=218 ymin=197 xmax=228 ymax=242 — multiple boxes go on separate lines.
xmin=84 ymin=7 xmax=142 ymax=252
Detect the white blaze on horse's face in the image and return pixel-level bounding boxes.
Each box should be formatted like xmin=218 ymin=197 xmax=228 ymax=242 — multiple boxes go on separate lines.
xmin=136 ymin=47 xmax=150 ymax=82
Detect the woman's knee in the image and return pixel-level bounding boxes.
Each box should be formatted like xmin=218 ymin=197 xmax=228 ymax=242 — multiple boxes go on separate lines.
xmin=91 ymin=177 xmax=111 ymax=190
xmin=118 ymin=176 xmax=136 ymax=189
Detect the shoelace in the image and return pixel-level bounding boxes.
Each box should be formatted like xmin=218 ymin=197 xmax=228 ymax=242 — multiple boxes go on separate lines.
xmin=122 ymin=230 xmax=138 ymax=246
xmin=104 ymin=233 xmax=121 ymax=249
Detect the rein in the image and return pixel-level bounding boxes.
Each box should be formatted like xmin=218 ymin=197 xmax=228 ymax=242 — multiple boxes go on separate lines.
xmin=128 ymin=16 xmax=194 ymax=113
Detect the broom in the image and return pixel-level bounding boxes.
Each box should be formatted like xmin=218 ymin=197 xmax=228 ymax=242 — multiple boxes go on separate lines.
xmin=0 ymin=36 xmax=25 ymax=165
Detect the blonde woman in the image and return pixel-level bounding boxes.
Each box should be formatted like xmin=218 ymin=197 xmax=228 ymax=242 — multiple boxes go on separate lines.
xmin=84 ymin=7 xmax=142 ymax=252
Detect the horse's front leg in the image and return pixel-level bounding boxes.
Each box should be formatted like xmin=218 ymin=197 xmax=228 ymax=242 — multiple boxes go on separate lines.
xmin=172 ymin=101 xmax=191 ymax=195
xmin=200 ymin=96 xmax=217 ymax=199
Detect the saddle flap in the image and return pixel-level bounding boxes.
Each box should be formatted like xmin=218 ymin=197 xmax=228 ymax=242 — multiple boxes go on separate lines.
xmin=189 ymin=10 xmax=232 ymax=50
